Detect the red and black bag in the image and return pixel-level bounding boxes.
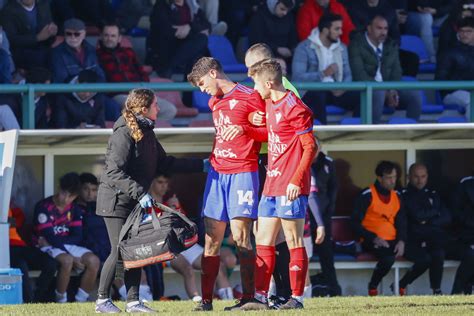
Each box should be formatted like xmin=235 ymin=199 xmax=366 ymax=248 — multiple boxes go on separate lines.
xmin=118 ymin=201 xmax=198 ymax=269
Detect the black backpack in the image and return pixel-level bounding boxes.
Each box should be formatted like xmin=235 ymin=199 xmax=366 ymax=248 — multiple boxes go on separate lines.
xmin=118 ymin=201 xmax=198 ymax=269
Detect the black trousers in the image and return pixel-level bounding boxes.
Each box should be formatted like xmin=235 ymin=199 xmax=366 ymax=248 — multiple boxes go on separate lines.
xmin=400 ymin=235 xmax=445 ymax=290
xmin=313 ymin=216 xmax=340 ymax=290
xmin=362 ymin=240 xmax=397 ymax=288
xmin=10 ymin=245 xmax=57 ymax=303
xmin=446 ymin=240 xmax=474 ymax=294
xmin=148 ymin=33 xmax=208 ymax=78
xmin=97 ymin=216 xmax=141 ymax=302
xmin=302 ymin=90 xmax=360 ymax=125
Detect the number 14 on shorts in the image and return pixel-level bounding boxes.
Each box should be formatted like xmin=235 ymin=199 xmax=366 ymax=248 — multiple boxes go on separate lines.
xmin=237 ymin=190 xmax=254 ymax=205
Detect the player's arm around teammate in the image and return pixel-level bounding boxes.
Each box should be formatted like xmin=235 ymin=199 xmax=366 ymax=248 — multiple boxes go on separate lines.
xmin=187 ymin=57 xmax=266 ymax=311
xmin=225 ymin=59 xmax=318 ymax=310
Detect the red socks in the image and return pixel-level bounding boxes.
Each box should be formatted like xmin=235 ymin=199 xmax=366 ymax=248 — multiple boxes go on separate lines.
xmin=238 ymin=250 xmax=256 ymax=300
xmin=255 ymin=245 xmax=276 ymax=295
xmin=201 ymin=255 xmax=220 ymax=302
xmin=289 ymin=247 xmax=308 ymax=297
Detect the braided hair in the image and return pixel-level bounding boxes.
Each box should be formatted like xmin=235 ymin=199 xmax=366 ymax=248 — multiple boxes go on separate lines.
xmin=122 ymin=89 xmax=155 ymax=142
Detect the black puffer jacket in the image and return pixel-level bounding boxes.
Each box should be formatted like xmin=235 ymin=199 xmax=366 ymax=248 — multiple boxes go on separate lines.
xmin=435 ymin=41 xmax=474 ymax=97
xmin=401 ymin=184 xmax=450 ymax=241
xmin=96 ymin=116 xmax=203 ymax=218
xmin=451 ymin=176 xmax=474 ymax=244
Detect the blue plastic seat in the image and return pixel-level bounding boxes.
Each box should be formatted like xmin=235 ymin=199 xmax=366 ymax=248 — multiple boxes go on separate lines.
xmin=313 ymin=119 xmax=322 ymax=125
xmin=192 ymin=91 xmax=211 ymax=113
xmin=128 ymin=27 xmax=149 ymax=37
xmin=207 ymin=35 xmax=247 ymax=73
xmin=326 ymin=105 xmax=346 ymax=115
xmin=437 ymin=116 xmax=467 ymax=123
xmin=388 ymin=117 xmax=417 ymax=124
xmin=340 ymin=117 xmax=361 ymax=125
xmin=400 ymin=35 xmax=435 ymax=73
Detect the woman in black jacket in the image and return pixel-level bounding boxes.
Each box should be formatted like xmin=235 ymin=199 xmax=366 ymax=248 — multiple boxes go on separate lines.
xmin=94 ymin=89 xmax=203 ymax=313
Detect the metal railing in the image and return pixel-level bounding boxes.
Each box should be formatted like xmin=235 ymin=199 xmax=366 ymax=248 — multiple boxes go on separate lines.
xmin=0 ymin=81 xmax=473 ymax=128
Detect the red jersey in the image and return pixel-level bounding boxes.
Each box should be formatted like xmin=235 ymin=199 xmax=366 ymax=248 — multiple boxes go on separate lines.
xmin=263 ymin=91 xmax=314 ymax=196
xmin=209 ymin=83 xmax=266 ymax=174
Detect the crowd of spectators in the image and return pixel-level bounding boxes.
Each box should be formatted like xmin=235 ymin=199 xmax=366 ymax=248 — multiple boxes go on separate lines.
xmin=0 ymin=0 xmax=473 ymax=129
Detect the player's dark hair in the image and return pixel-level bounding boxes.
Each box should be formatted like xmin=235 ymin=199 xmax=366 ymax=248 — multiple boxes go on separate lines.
xmin=155 ymin=172 xmax=170 ymax=179
xmin=79 ymin=172 xmax=98 ymax=185
xmin=375 ymin=161 xmax=397 ymax=177
xmin=249 ymin=58 xmax=283 ymax=85
xmin=59 ymin=172 xmax=81 ymax=195
xmin=187 ymin=57 xmax=223 ymax=86
xmin=457 ymin=16 xmax=474 ymax=29
xmin=318 ymin=13 xmax=343 ymax=32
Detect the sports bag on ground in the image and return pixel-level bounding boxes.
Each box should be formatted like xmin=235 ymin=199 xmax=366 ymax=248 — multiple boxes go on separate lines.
xmin=118 ymin=201 xmax=198 ymax=269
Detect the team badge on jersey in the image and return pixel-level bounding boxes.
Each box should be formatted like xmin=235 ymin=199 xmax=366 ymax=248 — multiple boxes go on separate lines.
xmin=275 ymin=112 xmax=282 ymax=123
xmin=229 ymin=99 xmax=239 ymax=110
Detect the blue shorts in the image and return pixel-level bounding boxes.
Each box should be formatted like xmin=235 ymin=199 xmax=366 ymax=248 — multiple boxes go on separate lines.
xmin=258 ymin=195 xmax=308 ymax=219
xmin=202 ymin=167 xmax=259 ymax=222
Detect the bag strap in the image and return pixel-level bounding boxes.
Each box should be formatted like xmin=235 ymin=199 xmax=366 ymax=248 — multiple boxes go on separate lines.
xmin=153 ymin=201 xmax=196 ymax=228
xmin=119 ymin=203 xmax=142 ymax=242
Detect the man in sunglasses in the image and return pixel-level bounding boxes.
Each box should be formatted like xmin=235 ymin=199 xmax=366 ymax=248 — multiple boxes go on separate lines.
xmin=51 ymin=18 xmax=105 ymax=84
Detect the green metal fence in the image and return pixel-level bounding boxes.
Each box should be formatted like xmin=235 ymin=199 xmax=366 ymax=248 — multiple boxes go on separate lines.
xmin=0 ymin=81 xmax=473 ymax=128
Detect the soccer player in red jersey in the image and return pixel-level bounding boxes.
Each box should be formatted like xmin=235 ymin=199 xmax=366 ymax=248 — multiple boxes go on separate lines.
xmin=223 ymin=59 xmax=318 ymax=310
xmin=187 ymin=57 xmax=266 ymax=311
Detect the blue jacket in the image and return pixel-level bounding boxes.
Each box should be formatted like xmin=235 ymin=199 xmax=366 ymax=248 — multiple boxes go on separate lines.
xmin=51 ymin=41 xmax=105 ymax=83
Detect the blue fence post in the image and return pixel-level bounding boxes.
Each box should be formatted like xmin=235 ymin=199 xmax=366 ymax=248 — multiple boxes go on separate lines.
xmin=361 ymin=84 xmax=373 ymax=124
xmin=21 ymin=86 xmax=35 ymax=129
xmin=470 ymin=90 xmax=474 ymax=123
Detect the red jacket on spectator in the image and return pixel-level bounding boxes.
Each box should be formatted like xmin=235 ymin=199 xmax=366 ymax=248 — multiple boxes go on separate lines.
xmin=296 ymin=0 xmax=355 ymax=45
xmin=96 ymin=42 xmax=149 ymax=83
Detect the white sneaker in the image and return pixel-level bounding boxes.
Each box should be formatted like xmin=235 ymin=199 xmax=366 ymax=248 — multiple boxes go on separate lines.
xmin=139 ymin=285 xmax=153 ymax=302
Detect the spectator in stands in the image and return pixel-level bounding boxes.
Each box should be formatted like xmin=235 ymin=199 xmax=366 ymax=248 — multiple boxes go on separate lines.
xmin=96 ymin=23 xmax=178 ymax=121
xmin=248 ymin=0 xmax=298 ymax=65
xmin=26 ymin=67 xmax=54 ymax=128
xmin=0 ymin=0 xmax=57 ymax=70
xmin=340 ymin=0 xmax=421 ymax=78
xmin=347 ymin=0 xmax=400 ymax=41
xmin=438 ymin=0 xmax=474 ymax=58
xmin=0 ymin=104 xmax=20 ymax=130
xmin=308 ymin=151 xmax=341 ymax=296
xmin=292 ymin=14 xmax=358 ymax=125
xmin=296 ymin=0 xmax=355 ymax=45
xmin=55 ymin=70 xmax=105 ymax=129
xmin=397 ymin=163 xmax=449 ymax=295
xmin=51 ymin=18 xmax=105 ymax=83
xmin=219 ymin=0 xmax=259 ymax=48
xmin=351 ymin=161 xmax=406 ymax=296
xmin=405 ymin=0 xmax=453 ymax=63
xmin=9 ymin=204 xmax=57 ymax=303
xmin=0 ymin=27 xmax=14 ymax=83
xmin=149 ymin=173 xmax=234 ymax=301
xmin=435 ymin=17 xmax=474 ymax=120
xmin=448 ymin=175 xmax=474 ymax=294
xmin=33 ymin=172 xmax=100 ymax=303
xmin=146 ymin=0 xmax=210 ymax=78
xmin=349 ymin=15 xmax=422 ymax=124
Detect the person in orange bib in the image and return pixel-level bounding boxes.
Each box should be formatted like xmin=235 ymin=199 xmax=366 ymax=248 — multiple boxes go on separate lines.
xmin=351 ymin=160 xmax=407 ymax=296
